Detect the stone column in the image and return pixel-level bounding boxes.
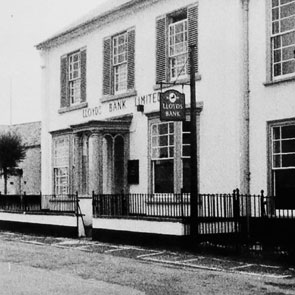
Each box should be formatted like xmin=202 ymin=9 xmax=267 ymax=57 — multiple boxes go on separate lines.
xmin=73 ymin=133 xmax=80 ymax=194
xmin=88 ymin=132 xmax=102 ymax=194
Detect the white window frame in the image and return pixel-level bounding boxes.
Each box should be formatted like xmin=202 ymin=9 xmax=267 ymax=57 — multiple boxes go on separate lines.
xmin=53 ymin=136 xmax=69 ymax=195
xmin=68 ymin=51 xmax=81 ymax=105
xmin=271 ymin=0 xmax=295 ymax=80
xmin=150 ymin=120 xmax=191 ymax=194
xmin=168 ymin=19 xmax=188 ymax=81
xmin=272 ymin=125 xmax=295 ymax=169
xmin=113 ymin=32 xmax=128 ymax=94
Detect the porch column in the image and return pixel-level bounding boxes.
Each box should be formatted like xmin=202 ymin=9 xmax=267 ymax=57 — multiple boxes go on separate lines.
xmin=73 ymin=133 xmax=80 ymax=194
xmin=89 ymin=132 xmax=102 ymax=194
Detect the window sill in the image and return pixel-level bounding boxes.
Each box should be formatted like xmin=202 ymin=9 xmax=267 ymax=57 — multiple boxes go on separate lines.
xmin=101 ymin=89 xmax=137 ymax=102
xmin=58 ymin=102 xmax=88 ymax=114
xmin=264 ymin=76 xmax=295 ymax=86
xmin=153 ymin=73 xmax=202 ymax=91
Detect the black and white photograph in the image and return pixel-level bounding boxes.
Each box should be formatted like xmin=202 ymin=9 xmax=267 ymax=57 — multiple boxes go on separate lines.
xmin=1 ymin=0 xmax=295 ymax=294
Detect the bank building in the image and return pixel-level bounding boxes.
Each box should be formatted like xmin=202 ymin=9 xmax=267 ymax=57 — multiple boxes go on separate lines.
xmin=36 ymin=0 xmax=295 ymax=218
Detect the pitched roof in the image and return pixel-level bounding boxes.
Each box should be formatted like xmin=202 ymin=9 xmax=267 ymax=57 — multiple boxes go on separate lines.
xmin=36 ymin=0 xmax=134 ymax=49
xmin=36 ymin=0 xmax=159 ymax=50
xmin=0 ymin=122 xmax=41 ymax=147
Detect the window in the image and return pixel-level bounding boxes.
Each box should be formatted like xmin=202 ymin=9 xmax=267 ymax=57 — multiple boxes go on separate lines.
xmin=150 ymin=120 xmax=191 ymax=193
xmin=69 ymin=52 xmax=81 ymax=104
xmin=270 ymin=123 xmax=295 ymax=208
xmin=113 ymin=33 xmax=128 ymax=94
xmin=60 ymin=48 xmax=86 ymax=109
xmin=53 ymin=136 xmax=69 ymax=195
xmin=103 ymin=29 xmax=135 ymax=97
xmin=169 ymin=17 xmax=188 ymax=80
xmin=182 ymin=121 xmax=191 ymax=193
xmin=271 ymin=0 xmax=295 ymax=80
xmin=156 ymin=4 xmax=198 ymax=84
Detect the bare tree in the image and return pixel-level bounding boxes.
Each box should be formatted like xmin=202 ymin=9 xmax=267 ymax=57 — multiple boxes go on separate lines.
xmin=0 ymin=131 xmax=26 ymax=194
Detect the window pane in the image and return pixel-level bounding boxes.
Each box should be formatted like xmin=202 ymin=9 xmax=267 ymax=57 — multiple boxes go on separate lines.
xmin=183 ymin=145 xmax=190 ymax=157
xmin=273 ymin=36 xmax=281 ymax=49
xmin=272 ymin=22 xmax=280 ymax=34
xmin=159 ymin=147 xmax=168 ymax=158
xmin=274 ymin=49 xmax=281 ymax=62
xmin=169 ymin=122 xmax=174 ymax=133
xmin=159 ymin=135 xmax=168 ymax=146
xmin=282 ymin=154 xmax=295 ymax=167
xmin=282 ymin=125 xmax=295 ymax=138
xmin=280 ymin=16 xmax=295 ymax=32
xmin=274 ymin=63 xmax=282 ymax=76
xmin=282 ymin=46 xmax=295 ymax=60
xmin=274 ymin=169 xmax=295 ymax=209
xmin=169 ymin=147 xmax=174 ymax=157
xmin=169 ymin=135 xmax=174 ymax=145
xmin=273 ymin=140 xmax=281 ymax=153
xmin=282 ymin=139 xmax=295 ymax=152
xmin=282 ymin=60 xmax=295 ymax=74
xmin=273 ymin=127 xmax=280 ymax=140
xmin=152 ymin=137 xmax=158 ymax=147
xmin=272 ymin=0 xmax=279 ymax=7
xmin=273 ymin=155 xmax=281 ymax=168
xmin=152 ymin=124 xmax=158 ymax=136
xmin=154 ymin=160 xmax=174 ymax=193
xmin=182 ymin=158 xmax=191 ymax=193
xmin=183 ymin=133 xmax=190 ymax=145
xmin=182 ymin=121 xmax=190 ymax=132
xmin=281 ymin=2 xmax=295 ymax=18
xmin=272 ymin=8 xmax=279 ymax=20
xmin=282 ymin=31 xmax=295 ymax=46
xmin=159 ymin=123 xmax=168 ymax=135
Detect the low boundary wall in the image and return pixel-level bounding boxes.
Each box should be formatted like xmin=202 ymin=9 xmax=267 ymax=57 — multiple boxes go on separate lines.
xmin=0 ymin=211 xmax=77 ymax=237
xmin=92 ymin=217 xmax=190 ymax=248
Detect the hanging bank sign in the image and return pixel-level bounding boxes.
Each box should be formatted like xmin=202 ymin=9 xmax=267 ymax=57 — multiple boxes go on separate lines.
xmin=160 ymin=89 xmax=185 ymax=121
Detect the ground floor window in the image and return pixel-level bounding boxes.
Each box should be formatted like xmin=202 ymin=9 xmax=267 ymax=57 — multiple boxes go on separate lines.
xmin=53 ymin=135 xmax=70 ymax=195
xmin=150 ymin=119 xmax=191 ymax=194
xmin=54 ymin=167 xmax=69 ymax=195
xmin=270 ymin=122 xmax=295 ymax=209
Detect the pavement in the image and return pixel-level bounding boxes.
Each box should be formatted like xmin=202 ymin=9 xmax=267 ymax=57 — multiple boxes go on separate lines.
xmin=1 ymin=230 xmax=294 ymax=280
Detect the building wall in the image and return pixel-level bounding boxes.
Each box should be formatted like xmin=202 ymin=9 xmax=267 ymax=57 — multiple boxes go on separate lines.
xmin=0 ymin=122 xmax=41 ymax=195
xmin=40 ymin=0 xmax=245 ymax=195
xmin=249 ymin=0 xmax=295 ymax=195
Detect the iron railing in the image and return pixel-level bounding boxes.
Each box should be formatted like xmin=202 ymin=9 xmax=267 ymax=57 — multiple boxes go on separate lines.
xmin=0 ymin=193 xmax=41 ymax=212
xmin=0 ymin=193 xmax=77 ymax=213
xmin=41 ymin=194 xmax=77 ymax=212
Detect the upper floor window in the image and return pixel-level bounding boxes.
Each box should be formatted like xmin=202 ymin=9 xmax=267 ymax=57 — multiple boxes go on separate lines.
xmin=68 ymin=52 xmax=81 ymax=104
xmin=113 ymin=32 xmax=128 ymax=94
xmin=168 ymin=16 xmax=188 ymax=80
xmin=156 ymin=4 xmax=198 ymax=84
xmin=103 ymin=28 xmax=135 ymax=98
xmin=60 ymin=48 xmax=87 ymax=109
xmin=271 ymin=0 xmax=295 ymax=79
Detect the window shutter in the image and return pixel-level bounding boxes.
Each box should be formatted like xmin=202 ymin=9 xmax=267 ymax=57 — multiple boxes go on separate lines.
xmin=103 ymin=37 xmax=112 ymax=95
xmin=60 ymin=55 xmax=68 ymax=108
xmin=80 ymin=48 xmax=87 ymax=102
xmin=156 ymin=16 xmax=167 ymax=84
xmin=127 ymin=29 xmax=135 ymax=90
xmin=188 ymin=4 xmax=198 ymax=73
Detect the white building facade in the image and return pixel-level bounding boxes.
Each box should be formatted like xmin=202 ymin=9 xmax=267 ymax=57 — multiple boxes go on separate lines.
xmin=36 ymin=0 xmax=293 ymax=207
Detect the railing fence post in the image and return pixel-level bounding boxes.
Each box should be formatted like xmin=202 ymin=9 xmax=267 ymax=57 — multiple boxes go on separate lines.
xmin=260 ymin=190 xmax=265 ymax=217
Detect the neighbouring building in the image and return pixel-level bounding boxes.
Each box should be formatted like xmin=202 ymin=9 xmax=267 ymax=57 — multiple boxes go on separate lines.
xmin=35 ymin=0 xmax=295 ymax=209
xmin=0 ymin=122 xmax=41 ymax=195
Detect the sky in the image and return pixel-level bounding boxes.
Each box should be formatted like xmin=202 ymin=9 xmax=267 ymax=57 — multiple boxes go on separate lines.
xmin=0 ymin=0 xmax=110 ymax=125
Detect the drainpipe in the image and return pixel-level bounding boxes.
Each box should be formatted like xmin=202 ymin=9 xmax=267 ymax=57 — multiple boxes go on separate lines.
xmin=240 ymin=0 xmax=250 ymax=195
